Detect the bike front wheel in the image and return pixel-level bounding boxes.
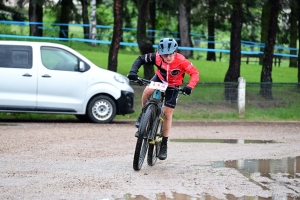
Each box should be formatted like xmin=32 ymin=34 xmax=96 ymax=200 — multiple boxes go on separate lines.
xmin=133 ymin=104 xmax=157 ymax=171
xmin=147 ymin=116 xmax=163 ymax=166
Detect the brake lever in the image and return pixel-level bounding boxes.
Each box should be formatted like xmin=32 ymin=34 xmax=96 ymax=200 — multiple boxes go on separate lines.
xmin=138 ymin=80 xmax=144 ymax=86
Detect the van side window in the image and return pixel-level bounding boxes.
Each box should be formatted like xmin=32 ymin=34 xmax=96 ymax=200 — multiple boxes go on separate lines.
xmin=0 ymin=45 xmax=33 ymax=69
xmin=41 ymin=46 xmax=79 ymax=72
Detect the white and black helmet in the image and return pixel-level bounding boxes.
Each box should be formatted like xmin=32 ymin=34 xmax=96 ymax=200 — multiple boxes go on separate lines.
xmin=157 ymin=38 xmax=178 ymax=55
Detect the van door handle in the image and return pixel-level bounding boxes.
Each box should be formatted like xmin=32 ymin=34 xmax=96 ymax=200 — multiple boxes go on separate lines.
xmin=42 ymin=74 xmax=51 ymax=78
xmin=23 ymin=73 xmax=32 ymax=77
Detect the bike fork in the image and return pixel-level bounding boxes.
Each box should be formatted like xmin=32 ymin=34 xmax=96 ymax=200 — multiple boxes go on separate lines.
xmin=149 ymin=116 xmax=164 ymax=145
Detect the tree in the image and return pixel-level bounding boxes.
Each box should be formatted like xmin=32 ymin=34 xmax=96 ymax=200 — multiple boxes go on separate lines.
xmin=298 ymin=0 xmax=300 ymax=83
xmin=136 ymin=0 xmax=154 ymax=79
xmin=90 ymin=0 xmax=97 ymax=45
xmin=178 ymin=0 xmax=193 ymax=58
xmin=260 ymin=0 xmax=280 ymax=99
xmin=259 ymin=1 xmax=270 ymax=65
xmin=29 ymin=0 xmax=44 ymax=36
xmin=148 ymin=0 xmax=156 ymax=45
xmin=58 ymin=0 xmax=73 ymax=38
xmin=79 ymin=0 xmax=90 ymax=40
xmin=0 ymin=0 xmax=26 ymax=21
xmin=224 ymin=0 xmax=243 ymax=101
xmin=289 ymin=0 xmax=298 ymax=68
xmin=242 ymin=1 xmax=262 ymax=43
xmin=190 ymin=0 xmax=230 ymax=61
xmin=108 ymin=0 xmax=123 ymax=72
xmin=206 ymin=0 xmax=217 ymax=61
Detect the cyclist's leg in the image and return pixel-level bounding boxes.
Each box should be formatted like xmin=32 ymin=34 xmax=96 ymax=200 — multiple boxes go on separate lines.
xmin=135 ymin=75 xmax=159 ymax=129
xmin=142 ymin=74 xmax=161 ymax=106
xmin=163 ymin=87 xmax=179 ymax=137
xmin=142 ymin=86 xmax=154 ymax=107
xmin=158 ymin=107 xmax=173 ymax=160
xmin=162 ymin=107 xmax=174 ymax=137
xmin=158 ymin=87 xmax=179 ymax=160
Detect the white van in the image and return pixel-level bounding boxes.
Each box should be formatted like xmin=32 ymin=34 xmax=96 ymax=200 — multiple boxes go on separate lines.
xmin=0 ymin=41 xmax=134 ymax=123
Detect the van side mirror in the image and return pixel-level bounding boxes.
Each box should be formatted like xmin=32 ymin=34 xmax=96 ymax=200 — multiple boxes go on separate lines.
xmin=79 ymin=61 xmax=85 ymax=72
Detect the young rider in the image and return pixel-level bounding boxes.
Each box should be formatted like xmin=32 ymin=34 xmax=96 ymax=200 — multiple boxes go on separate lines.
xmin=127 ymin=38 xmax=199 ymax=160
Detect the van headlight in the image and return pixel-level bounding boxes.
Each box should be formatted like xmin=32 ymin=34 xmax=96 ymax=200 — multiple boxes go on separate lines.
xmin=114 ymin=75 xmax=129 ymax=84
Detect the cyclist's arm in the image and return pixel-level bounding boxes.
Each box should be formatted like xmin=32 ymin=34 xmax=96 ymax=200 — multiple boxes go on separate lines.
xmin=185 ymin=62 xmax=200 ymax=89
xmin=130 ymin=53 xmax=156 ymax=73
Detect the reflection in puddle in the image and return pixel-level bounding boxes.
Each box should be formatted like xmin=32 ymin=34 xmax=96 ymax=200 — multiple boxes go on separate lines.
xmin=213 ymin=156 xmax=300 ymax=198
xmin=124 ymin=192 xmax=201 ymax=200
xmin=170 ymin=139 xmax=276 ymax=144
xmin=213 ymin=156 xmax=300 ymax=177
xmin=125 ymin=157 xmax=300 ymax=200
xmin=124 ymin=192 xmax=300 ymax=200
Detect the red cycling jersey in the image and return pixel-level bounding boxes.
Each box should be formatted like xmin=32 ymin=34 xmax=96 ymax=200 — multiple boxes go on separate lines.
xmin=130 ymin=52 xmax=199 ymax=89
xmin=154 ymin=53 xmax=199 ymax=88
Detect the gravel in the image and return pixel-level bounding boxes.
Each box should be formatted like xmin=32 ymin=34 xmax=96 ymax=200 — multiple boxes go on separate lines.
xmin=0 ymin=120 xmax=299 ymax=199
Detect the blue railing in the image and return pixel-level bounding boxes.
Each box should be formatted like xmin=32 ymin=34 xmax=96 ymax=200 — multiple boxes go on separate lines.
xmin=0 ymin=20 xmax=298 ymax=58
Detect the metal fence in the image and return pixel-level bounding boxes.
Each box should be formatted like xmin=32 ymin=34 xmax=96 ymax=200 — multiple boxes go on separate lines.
xmin=130 ymin=82 xmax=300 ymax=120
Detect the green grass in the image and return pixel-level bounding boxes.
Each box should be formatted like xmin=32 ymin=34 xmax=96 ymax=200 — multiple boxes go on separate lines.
xmin=0 ymin=113 xmax=76 ymax=121
xmin=245 ymin=105 xmax=300 ymax=120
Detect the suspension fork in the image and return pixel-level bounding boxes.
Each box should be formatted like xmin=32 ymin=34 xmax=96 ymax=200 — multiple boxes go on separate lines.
xmin=149 ymin=103 xmax=164 ymax=145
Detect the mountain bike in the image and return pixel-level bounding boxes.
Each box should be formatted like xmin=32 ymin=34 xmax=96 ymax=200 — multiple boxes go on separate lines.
xmin=131 ymin=78 xmax=184 ymax=171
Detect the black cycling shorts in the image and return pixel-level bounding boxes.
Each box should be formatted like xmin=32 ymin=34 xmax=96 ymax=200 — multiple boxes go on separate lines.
xmin=151 ymin=75 xmax=179 ymax=109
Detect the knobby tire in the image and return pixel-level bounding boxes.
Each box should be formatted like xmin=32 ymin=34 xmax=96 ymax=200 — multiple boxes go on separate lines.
xmin=133 ymin=104 xmax=156 ymax=171
xmin=147 ymin=116 xmax=163 ymax=166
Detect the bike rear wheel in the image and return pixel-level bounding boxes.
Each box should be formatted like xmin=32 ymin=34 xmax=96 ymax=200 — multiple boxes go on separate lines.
xmin=147 ymin=116 xmax=163 ymax=166
xmin=133 ymin=104 xmax=156 ymax=171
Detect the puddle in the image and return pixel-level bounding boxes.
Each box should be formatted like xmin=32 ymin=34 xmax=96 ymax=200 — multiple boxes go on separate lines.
xmin=213 ymin=156 xmax=300 ymax=196
xmin=124 ymin=192 xmax=300 ymax=200
xmin=213 ymin=156 xmax=300 ymax=176
xmin=170 ymin=139 xmax=276 ymax=144
xmin=124 ymin=157 xmax=300 ymax=200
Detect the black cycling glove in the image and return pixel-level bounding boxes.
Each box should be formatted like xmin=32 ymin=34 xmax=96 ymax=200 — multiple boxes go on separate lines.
xmin=182 ymin=86 xmax=192 ymax=95
xmin=127 ymin=71 xmax=138 ymax=80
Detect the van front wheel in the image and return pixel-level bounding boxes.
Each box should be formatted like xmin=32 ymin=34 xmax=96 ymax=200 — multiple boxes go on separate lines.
xmin=87 ymin=95 xmax=117 ymax=123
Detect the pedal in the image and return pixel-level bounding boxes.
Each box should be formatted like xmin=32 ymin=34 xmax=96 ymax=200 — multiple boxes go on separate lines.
xmin=156 ymin=137 xmax=162 ymax=143
xmin=149 ymin=140 xmax=155 ymax=145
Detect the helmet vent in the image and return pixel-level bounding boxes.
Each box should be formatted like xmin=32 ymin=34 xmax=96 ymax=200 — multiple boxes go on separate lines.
xmin=168 ymin=43 xmax=171 ymax=51
xmin=160 ymin=44 xmax=164 ymax=51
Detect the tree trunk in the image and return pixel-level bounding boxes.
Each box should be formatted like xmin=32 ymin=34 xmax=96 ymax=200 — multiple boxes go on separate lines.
xmin=289 ymin=0 xmax=297 ymax=68
xmin=178 ymin=0 xmax=193 ymax=58
xmin=108 ymin=0 xmax=123 ymax=72
xmin=137 ymin=0 xmax=154 ymax=80
xmin=260 ymin=0 xmax=280 ymax=99
xmin=224 ymin=0 xmax=243 ymax=102
xmin=298 ymin=0 xmax=300 ymax=84
xmin=29 ymin=0 xmax=43 ymax=36
xmin=148 ymin=0 xmax=156 ymax=45
xmin=259 ymin=1 xmax=270 ymax=65
xmin=79 ymin=0 xmax=89 ymax=40
xmin=206 ymin=0 xmax=216 ymax=61
xmin=89 ymin=0 xmax=97 ymax=46
xmin=59 ymin=0 xmax=72 ymax=39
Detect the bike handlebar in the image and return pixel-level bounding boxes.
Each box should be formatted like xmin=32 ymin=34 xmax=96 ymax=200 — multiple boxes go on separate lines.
xmin=130 ymin=77 xmax=187 ymax=95
xmin=130 ymin=77 xmax=150 ymax=86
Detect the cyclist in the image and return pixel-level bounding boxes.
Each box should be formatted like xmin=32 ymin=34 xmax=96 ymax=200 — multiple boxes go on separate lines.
xmin=128 ymin=38 xmax=199 ymax=160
